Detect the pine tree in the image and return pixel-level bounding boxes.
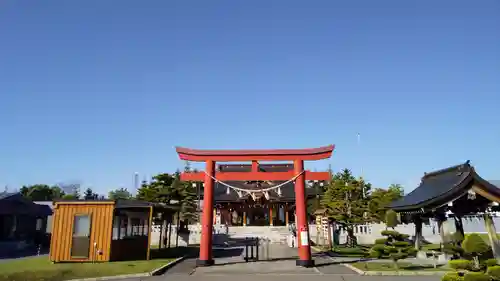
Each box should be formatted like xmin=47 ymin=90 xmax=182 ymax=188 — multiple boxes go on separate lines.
xmin=108 ymin=188 xmax=132 ymax=200
xmin=136 ymin=180 xmax=159 ymax=202
xmin=171 ymin=169 xmax=198 ymax=224
xmin=83 ymin=188 xmax=97 ymax=200
xmin=321 ymin=169 xmax=370 ymax=247
xmin=179 ymin=181 xmax=198 ymax=223
xmin=368 ymin=185 xmax=404 ymax=222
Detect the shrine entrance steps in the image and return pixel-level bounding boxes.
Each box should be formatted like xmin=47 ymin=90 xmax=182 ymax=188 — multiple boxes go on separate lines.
xmin=226 ymin=226 xmax=290 ymax=244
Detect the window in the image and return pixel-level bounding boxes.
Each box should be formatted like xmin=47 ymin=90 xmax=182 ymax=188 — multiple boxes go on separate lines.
xmin=36 ymin=218 xmax=43 ymax=231
xmin=71 ymin=214 xmax=91 ymax=258
xmin=131 ymin=218 xmax=141 ymax=236
xmin=73 ymin=215 xmax=91 ymax=237
xmin=112 ymin=215 xmax=149 ymax=240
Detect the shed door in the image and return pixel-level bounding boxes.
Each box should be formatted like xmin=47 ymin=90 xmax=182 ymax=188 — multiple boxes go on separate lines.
xmin=71 ymin=214 xmax=92 ymax=258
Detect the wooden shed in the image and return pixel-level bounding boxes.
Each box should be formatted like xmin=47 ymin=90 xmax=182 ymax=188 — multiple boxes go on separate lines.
xmin=49 ymin=200 xmax=177 ymax=263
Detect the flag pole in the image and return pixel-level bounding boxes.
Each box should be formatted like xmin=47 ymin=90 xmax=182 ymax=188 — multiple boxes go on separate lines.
xmin=357 ymin=133 xmax=362 ymax=178
xmin=358 ymin=132 xmax=365 ymax=198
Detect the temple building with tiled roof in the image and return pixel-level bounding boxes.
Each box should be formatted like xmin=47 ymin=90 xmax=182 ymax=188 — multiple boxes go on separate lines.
xmin=199 ymin=163 xmax=321 ymax=226
xmin=389 ymin=161 xmax=500 ymax=258
xmin=390 ymin=161 xmax=500 ymax=215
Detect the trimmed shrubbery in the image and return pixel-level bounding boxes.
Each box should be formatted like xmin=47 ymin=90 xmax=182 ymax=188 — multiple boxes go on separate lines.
xmin=444 ymin=243 xmax=466 ymax=259
xmin=449 ymin=260 xmax=474 ymax=271
xmin=443 ymin=272 xmax=465 ymax=281
xmin=374 ymin=238 xmax=388 ymax=245
xmin=484 ymin=259 xmax=498 ymax=268
xmin=487 ymin=266 xmax=500 ymax=281
xmin=369 ymin=230 xmax=417 ymax=268
xmin=463 ymin=272 xmax=491 ymax=281
xmin=441 ymin=234 xmax=500 ymax=281
xmin=462 ymin=234 xmax=491 ymax=269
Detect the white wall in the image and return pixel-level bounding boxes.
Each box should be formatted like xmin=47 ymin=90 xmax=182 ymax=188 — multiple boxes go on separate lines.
xmin=149 ymin=215 xmax=500 ymax=246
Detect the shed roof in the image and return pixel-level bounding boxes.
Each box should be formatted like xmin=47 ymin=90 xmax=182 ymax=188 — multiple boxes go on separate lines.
xmin=53 ymin=199 xmax=180 ymax=211
xmin=389 ymin=161 xmax=500 ymax=212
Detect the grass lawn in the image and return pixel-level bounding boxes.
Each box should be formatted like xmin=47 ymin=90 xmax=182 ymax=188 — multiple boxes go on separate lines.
xmin=0 ymin=256 xmax=175 ymax=281
xmin=352 ymin=262 xmax=451 ymax=272
xmin=331 ymin=245 xmax=370 ymax=257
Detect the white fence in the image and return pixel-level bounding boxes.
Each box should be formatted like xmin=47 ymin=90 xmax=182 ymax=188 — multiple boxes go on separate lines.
xmin=149 ymin=215 xmax=500 ymax=247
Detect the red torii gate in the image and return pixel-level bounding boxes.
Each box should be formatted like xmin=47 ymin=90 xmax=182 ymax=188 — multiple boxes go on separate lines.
xmin=176 ymin=145 xmax=334 ymax=267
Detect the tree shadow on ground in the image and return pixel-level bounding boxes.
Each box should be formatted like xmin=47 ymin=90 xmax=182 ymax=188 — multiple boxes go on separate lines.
xmin=151 ymin=246 xmax=201 ymax=259
xmin=314 ymin=259 xmax=371 ymax=268
xmin=213 ymin=248 xmax=245 ymax=258
xmin=403 ymin=265 xmax=445 ymax=270
xmin=152 ymin=246 xmax=245 ymax=260
xmin=0 ymin=245 xmax=49 ymax=261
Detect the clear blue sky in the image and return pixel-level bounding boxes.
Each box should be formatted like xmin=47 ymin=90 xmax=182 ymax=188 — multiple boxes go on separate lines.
xmin=1 ymin=0 xmax=499 ymax=195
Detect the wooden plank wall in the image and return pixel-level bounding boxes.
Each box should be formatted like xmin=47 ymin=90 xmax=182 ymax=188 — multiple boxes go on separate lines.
xmin=49 ymin=203 xmax=114 ymax=262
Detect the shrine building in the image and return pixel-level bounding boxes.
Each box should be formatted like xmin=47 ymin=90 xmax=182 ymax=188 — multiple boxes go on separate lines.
xmin=203 ymin=163 xmax=324 ymax=227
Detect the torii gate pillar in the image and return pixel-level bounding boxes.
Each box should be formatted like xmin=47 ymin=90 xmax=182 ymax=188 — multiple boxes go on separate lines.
xmin=176 ymin=145 xmax=335 ymax=267
xmin=293 ymin=159 xmax=313 ymax=266
xmin=198 ymin=160 xmax=216 ymax=266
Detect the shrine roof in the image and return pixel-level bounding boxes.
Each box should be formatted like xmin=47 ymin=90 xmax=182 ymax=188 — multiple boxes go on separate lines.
xmin=210 ymin=163 xmax=319 ymax=202
xmin=212 ymin=181 xmax=318 ymax=202
xmin=389 ymin=161 xmax=500 ymax=212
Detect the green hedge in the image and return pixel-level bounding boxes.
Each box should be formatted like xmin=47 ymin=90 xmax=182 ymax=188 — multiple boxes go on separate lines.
xmin=443 ymin=272 xmax=465 ymax=281
xmin=464 ymin=272 xmax=491 ymax=281
xmin=463 ymin=234 xmax=490 ymax=255
xmin=487 ymin=266 xmax=500 ymax=281
xmin=449 ymin=260 xmax=473 ymax=271
xmin=484 ymin=259 xmax=498 ymax=268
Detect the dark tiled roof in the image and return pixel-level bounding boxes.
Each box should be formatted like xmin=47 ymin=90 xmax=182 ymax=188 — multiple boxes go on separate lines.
xmin=491 ymin=180 xmax=500 ymax=188
xmin=390 ymin=161 xmax=500 ymax=212
xmin=0 ymin=192 xmax=17 ymax=200
xmin=0 ymin=193 xmax=52 ymax=216
xmin=213 ymin=181 xmax=318 ymax=202
xmin=219 ymin=164 xmax=294 ymax=172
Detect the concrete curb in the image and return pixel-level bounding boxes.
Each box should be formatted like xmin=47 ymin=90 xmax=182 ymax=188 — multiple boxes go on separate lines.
xmin=150 ymin=255 xmax=187 ymax=275
xmin=311 ymin=246 xmax=323 ymax=253
xmin=342 ymin=260 xmax=451 ymax=276
xmin=365 ymin=271 xmax=450 ymax=276
xmin=65 ymin=256 xmax=187 ymax=281
xmin=316 ymin=247 xmax=448 ymax=276
xmin=66 ymin=273 xmax=150 ymax=281
xmin=342 ymin=263 xmax=367 ymax=275
xmin=343 ymin=263 xmax=450 ymax=276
